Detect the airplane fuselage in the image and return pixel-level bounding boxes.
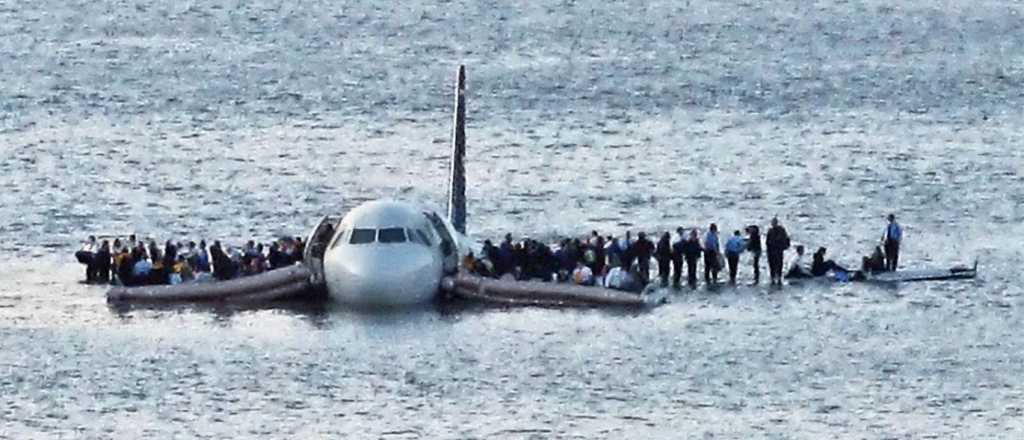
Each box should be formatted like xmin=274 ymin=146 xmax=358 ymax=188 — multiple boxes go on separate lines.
xmin=321 ymin=200 xmax=457 ymax=306
xmin=319 ymin=66 xmax=468 ymax=306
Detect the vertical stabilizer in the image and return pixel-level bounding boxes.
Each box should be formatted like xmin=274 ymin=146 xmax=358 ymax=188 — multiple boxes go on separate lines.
xmin=447 ymin=65 xmax=467 ymax=234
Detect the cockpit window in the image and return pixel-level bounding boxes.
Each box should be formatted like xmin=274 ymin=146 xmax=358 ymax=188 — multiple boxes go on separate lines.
xmin=349 ymin=228 xmax=376 ymax=244
xmin=415 ymin=229 xmax=432 ymax=246
xmin=407 ymin=228 xmax=430 ymax=246
xmin=377 ymin=227 xmax=406 ymax=243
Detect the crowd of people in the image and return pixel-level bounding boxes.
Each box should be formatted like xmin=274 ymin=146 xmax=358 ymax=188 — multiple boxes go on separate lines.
xmin=77 ymin=215 xmax=905 ymax=292
xmin=75 ymin=234 xmax=306 ymax=286
xmin=463 ymin=214 xmax=904 ymax=291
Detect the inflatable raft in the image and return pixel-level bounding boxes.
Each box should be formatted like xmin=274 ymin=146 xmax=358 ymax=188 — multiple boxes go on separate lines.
xmin=106 ymin=265 xmax=313 ymax=303
xmin=786 ymin=261 xmax=979 ymax=285
xmin=866 ymin=261 xmax=978 ymax=283
xmin=446 ymin=273 xmax=665 ymax=307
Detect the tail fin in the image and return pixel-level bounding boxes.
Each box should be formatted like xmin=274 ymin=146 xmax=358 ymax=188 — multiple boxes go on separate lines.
xmin=447 ymin=65 xmax=467 ymax=234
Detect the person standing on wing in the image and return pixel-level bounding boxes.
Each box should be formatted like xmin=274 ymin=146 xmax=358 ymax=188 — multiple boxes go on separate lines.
xmin=671 ymin=227 xmax=686 ymax=288
xmin=765 ymin=217 xmax=791 ymax=285
xmin=682 ymin=229 xmax=703 ymax=288
xmin=745 ymin=225 xmax=762 ymax=284
xmin=883 ymin=214 xmax=903 ymax=271
xmin=724 ymin=230 xmax=747 ymax=284
xmin=655 ymin=232 xmax=672 ymax=287
xmin=703 ymin=223 xmax=722 ymax=284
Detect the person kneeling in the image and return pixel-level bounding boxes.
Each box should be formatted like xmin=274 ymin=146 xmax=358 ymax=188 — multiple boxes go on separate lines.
xmin=861 ymin=246 xmax=886 ymax=273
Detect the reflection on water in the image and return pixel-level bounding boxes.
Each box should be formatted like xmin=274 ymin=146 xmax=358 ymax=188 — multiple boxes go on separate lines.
xmin=105 ymin=299 xmax=336 ymax=330
xmin=2 ymin=257 xmax=1020 ymax=438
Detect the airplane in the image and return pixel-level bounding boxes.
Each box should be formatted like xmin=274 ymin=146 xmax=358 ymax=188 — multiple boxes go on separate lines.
xmin=305 ymin=65 xmax=471 ymax=306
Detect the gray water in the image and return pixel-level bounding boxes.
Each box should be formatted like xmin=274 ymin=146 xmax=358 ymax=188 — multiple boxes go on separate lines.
xmin=2 ymin=0 xmax=1024 ymax=438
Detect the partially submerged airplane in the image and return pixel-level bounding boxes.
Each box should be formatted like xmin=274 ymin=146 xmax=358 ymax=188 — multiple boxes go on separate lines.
xmin=107 ymin=65 xmax=659 ymax=308
xmin=308 ymin=66 xmax=470 ymax=306
xmin=105 ymin=65 xmax=976 ymax=307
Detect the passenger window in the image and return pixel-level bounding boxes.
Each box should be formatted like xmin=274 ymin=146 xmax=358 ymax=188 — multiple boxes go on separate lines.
xmin=378 ymin=228 xmax=406 ymax=243
xmin=349 ymin=228 xmax=376 ymax=244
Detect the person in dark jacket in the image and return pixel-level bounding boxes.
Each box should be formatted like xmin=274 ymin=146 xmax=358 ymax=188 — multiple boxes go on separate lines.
xmin=196 ymin=239 xmax=210 ymax=272
xmin=655 ymin=232 xmax=672 ymax=286
xmin=746 ymin=225 xmax=762 ymax=284
xmin=164 ymin=240 xmax=178 ymax=267
xmin=482 ymin=239 xmax=500 ymax=278
xmin=94 ymin=240 xmax=112 ymax=283
xmin=120 ymin=248 xmax=140 ymax=286
xmin=681 ymin=229 xmax=703 ymax=288
xmin=633 ymin=232 xmax=655 ymax=285
xmin=77 ymin=235 xmax=97 ymax=282
xmin=765 ymin=217 xmax=791 ymax=285
xmin=148 ymin=240 xmax=162 ymax=269
xmin=811 ymin=247 xmax=848 ymax=276
xmin=210 ymin=241 xmax=232 ymax=280
xmin=593 ymin=235 xmax=606 ymax=278
xmin=294 ymin=237 xmax=305 ymax=260
xmin=605 ymin=235 xmax=622 ymax=269
xmin=513 ymin=241 xmax=531 ymax=279
xmin=268 ymin=242 xmax=286 ymax=269
xmin=496 ymin=234 xmax=515 ymax=277
xmin=861 ymin=246 xmax=886 ymax=273
xmin=703 ymin=223 xmax=722 ymax=284
xmin=555 ymin=239 xmax=574 ymax=281
xmin=538 ymin=241 xmax=557 ymax=281
xmin=671 ymin=227 xmax=686 ymax=288
xmin=621 ymin=230 xmax=636 ymax=271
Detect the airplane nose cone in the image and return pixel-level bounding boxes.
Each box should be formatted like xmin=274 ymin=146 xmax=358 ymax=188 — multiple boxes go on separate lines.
xmin=324 ymin=246 xmax=441 ymax=306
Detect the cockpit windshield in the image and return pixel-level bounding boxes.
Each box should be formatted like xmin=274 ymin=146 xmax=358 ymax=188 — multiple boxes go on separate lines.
xmin=338 ymin=227 xmax=419 ymax=246
xmin=377 ymin=228 xmax=407 ymax=243
xmin=349 ymin=228 xmax=376 ymax=244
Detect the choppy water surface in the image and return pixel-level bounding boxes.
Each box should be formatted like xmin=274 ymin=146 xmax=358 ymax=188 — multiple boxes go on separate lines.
xmin=2 ymin=0 xmax=1024 ymax=437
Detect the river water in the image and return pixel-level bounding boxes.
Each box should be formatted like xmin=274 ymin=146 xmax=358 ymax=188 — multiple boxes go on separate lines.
xmin=2 ymin=0 xmax=1024 ymax=438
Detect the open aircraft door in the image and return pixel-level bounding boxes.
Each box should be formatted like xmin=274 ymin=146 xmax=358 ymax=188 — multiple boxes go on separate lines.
xmin=303 ymin=215 xmax=341 ymax=286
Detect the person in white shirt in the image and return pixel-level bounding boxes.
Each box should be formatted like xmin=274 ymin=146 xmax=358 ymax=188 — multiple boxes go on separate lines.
xmin=785 ymin=245 xmax=811 ymax=279
xmin=603 ymin=265 xmax=624 ymax=289
xmin=572 ymin=261 xmax=594 ymax=286
xmin=603 ymin=265 xmax=641 ymax=292
xmin=76 ymin=236 xmax=97 ymax=282
xmin=670 ymin=227 xmax=686 ymax=287
xmin=82 ymin=236 xmax=97 ymax=253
